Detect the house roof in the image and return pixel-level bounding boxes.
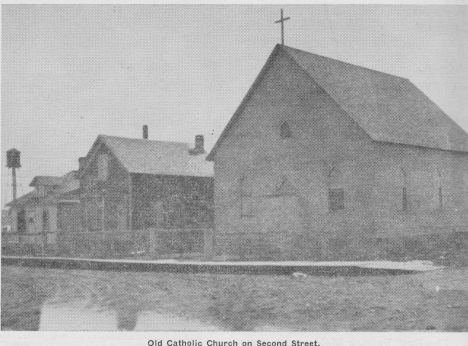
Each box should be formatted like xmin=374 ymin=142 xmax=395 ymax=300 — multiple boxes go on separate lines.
xmin=81 ymin=135 xmax=213 ymax=177
xmin=6 ymin=191 xmax=37 ymax=207
xmin=8 ymin=171 xmax=79 ymax=207
xmin=207 ymin=44 xmax=468 ymax=160
xmin=29 ymin=176 xmax=63 ymax=187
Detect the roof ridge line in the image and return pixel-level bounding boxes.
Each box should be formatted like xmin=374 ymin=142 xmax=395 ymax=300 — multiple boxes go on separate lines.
xmin=98 ymin=134 xmax=189 ymax=146
xmin=281 ymin=45 xmax=409 ymax=81
xmin=279 ymin=45 xmax=377 ymax=143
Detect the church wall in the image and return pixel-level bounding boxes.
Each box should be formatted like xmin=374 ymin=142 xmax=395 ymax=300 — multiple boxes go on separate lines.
xmin=212 ymin=49 xmax=380 ymax=259
xmin=371 ymin=142 xmax=468 ymax=237
xmin=212 ymin=49 xmax=468 ymax=261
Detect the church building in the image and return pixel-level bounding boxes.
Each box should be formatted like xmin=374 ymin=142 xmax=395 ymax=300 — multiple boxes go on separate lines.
xmin=206 ymin=44 xmax=468 ymax=261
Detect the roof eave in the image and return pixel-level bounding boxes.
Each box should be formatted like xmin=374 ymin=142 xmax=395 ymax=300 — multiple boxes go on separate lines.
xmin=206 ymin=44 xmax=283 ymax=161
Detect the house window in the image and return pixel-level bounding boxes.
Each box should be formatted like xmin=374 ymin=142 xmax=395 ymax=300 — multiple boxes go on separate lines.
xmin=36 ymin=186 xmax=45 ymax=196
xmin=42 ymin=210 xmax=50 ymax=231
xmin=240 ymin=177 xmax=253 ymax=217
xmin=188 ymin=180 xmax=201 ymax=199
xmin=280 ymin=121 xmax=292 ymax=139
xmin=329 ymin=188 xmax=345 ymax=211
xmin=97 ymin=154 xmax=109 ymax=181
xmin=17 ymin=209 xmax=26 ymax=234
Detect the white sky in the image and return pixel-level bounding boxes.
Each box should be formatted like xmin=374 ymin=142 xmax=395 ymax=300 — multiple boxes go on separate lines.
xmin=2 ymin=4 xmax=468 ymax=206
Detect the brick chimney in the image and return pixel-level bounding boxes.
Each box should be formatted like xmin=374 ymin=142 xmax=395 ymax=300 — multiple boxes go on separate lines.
xmin=78 ymin=157 xmax=86 ymax=173
xmin=189 ymin=135 xmax=205 ymax=155
xmin=143 ymin=125 xmax=148 ymax=139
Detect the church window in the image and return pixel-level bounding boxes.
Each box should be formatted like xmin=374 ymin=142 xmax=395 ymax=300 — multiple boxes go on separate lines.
xmin=329 ymin=188 xmax=345 ymax=211
xmin=280 ymin=122 xmax=292 ymax=139
xmin=328 ymin=167 xmax=344 ymax=211
xmin=42 ymin=210 xmax=50 ymax=231
xmin=434 ymin=170 xmax=443 ymax=208
xmin=401 ymin=169 xmax=408 ymax=211
xmin=402 ymin=187 xmax=408 ymax=211
xmin=97 ymin=154 xmax=109 ymax=181
xmin=240 ymin=177 xmax=253 ymax=217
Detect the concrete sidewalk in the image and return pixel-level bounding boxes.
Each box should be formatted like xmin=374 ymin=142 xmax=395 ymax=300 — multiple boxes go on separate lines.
xmin=1 ymin=255 xmax=444 ymax=276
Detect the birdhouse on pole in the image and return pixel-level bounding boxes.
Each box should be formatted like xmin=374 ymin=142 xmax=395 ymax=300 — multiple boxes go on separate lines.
xmin=6 ymin=148 xmax=21 ymax=201
xmin=6 ymin=148 xmax=21 ymax=168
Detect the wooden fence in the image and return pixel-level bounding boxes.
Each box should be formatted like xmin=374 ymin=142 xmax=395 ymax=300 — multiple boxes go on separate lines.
xmin=56 ymin=228 xmax=210 ymax=259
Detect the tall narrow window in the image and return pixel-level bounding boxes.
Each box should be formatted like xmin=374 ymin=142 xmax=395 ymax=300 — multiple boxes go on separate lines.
xmin=42 ymin=210 xmax=49 ymax=231
xmin=17 ymin=209 xmax=26 ymax=234
xmin=329 ymin=188 xmax=345 ymax=211
xmin=97 ymin=154 xmax=109 ymax=181
xmin=402 ymin=187 xmax=408 ymax=211
xmin=280 ymin=121 xmax=292 ymax=139
xmin=435 ymin=169 xmax=443 ymax=208
xmin=328 ymin=167 xmax=344 ymax=211
xmin=401 ymin=169 xmax=408 ymax=211
xmin=240 ymin=177 xmax=253 ymax=217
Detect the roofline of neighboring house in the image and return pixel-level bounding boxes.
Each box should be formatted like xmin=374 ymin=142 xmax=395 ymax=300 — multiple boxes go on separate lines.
xmin=79 ymin=135 xmax=202 ymax=178
xmin=78 ymin=135 xmax=129 ymax=179
xmin=29 ymin=176 xmax=62 ymax=187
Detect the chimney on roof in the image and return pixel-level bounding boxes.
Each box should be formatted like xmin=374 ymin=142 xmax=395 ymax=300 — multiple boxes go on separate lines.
xmin=143 ymin=125 xmax=148 ymax=139
xmin=189 ymin=135 xmax=205 ymax=155
xmin=195 ymin=135 xmax=205 ymax=154
xmin=78 ymin=157 xmax=86 ymax=173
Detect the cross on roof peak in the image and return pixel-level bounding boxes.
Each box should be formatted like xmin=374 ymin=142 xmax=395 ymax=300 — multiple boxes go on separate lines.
xmin=274 ymin=9 xmax=290 ymax=45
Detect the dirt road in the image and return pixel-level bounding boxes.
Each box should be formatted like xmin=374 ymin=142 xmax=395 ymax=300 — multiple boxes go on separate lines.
xmin=2 ymin=265 xmax=468 ymax=331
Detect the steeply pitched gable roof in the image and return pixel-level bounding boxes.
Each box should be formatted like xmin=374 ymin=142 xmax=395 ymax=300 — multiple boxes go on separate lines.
xmin=207 ymin=44 xmax=468 ymax=160
xmin=81 ymin=135 xmax=213 ymax=177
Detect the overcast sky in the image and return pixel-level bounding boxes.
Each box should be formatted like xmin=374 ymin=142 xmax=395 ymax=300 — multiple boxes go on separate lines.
xmin=2 ymin=4 xmax=468 ymax=206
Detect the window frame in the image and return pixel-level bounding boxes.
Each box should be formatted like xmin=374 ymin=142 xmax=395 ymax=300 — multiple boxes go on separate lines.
xmin=328 ymin=187 xmax=345 ymax=211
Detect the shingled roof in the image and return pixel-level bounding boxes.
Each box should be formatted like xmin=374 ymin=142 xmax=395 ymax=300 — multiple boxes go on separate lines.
xmin=81 ymin=135 xmax=213 ymax=177
xmin=29 ymin=176 xmax=63 ymax=187
xmin=207 ymin=44 xmax=468 ymax=160
xmin=8 ymin=171 xmax=79 ymax=207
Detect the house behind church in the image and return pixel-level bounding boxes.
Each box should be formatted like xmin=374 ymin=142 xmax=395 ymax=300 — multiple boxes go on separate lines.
xmin=71 ymin=130 xmax=214 ymax=258
xmin=207 ymin=44 xmax=468 ymax=261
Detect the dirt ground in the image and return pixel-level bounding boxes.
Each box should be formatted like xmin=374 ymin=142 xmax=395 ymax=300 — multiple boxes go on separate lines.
xmin=2 ymin=265 xmax=468 ymax=331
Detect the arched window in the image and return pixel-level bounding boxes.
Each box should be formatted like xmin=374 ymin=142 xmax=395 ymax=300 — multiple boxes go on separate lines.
xmin=42 ymin=210 xmax=50 ymax=231
xmin=328 ymin=167 xmax=344 ymax=211
xmin=400 ymin=168 xmax=408 ymax=211
xmin=434 ymin=169 xmax=442 ymax=208
xmin=240 ymin=176 xmax=253 ymax=217
xmin=280 ymin=121 xmax=292 ymax=139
